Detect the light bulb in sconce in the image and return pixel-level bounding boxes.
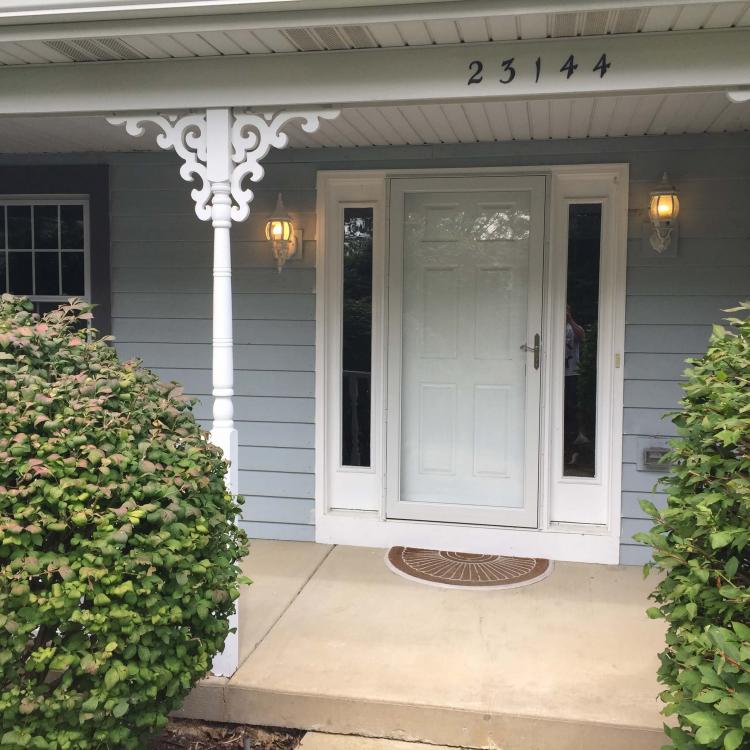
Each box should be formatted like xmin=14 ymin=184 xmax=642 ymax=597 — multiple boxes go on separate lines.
xmin=648 ymin=173 xmax=680 ymax=253
xmin=265 ymin=192 xmax=298 ymax=271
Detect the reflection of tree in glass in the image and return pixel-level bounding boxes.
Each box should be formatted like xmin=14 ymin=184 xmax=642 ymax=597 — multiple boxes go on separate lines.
xmin=342 ymin=209 xmax=373 ymax=467
xmin=470 ymin=208 xmax=531 ymax=241
xmin=567 ymin=207 xmax=601 ymax=325
xmin=408 ymin=206 xmax=532 ymax=243
xmin=343 ymin=211 xmax=372 ymax=373
xmin=405 ymin=209 xmax=464 ymax=241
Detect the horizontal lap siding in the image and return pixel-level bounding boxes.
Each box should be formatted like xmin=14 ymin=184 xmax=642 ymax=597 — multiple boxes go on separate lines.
xmin=621 ymin=156 xmax=750 ymax=565
xmin=19 ymin=134 xmax=749 ymax=558
xmin=109 ymin=154 xmax=318 ymax=542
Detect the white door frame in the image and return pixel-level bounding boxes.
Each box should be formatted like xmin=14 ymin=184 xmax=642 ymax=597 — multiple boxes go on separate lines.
xmin=385 ymin=175 xmax=546 ymax=528
xmin=318 ymin=176 xmax=387 ymax=513
xmin=315 ymin=163 xmax=628 ymax=564
xmin=544 ymin=170 xmax=629 ymax=527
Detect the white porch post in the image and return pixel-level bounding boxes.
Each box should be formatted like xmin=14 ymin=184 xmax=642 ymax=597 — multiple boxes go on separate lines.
xmin=209 ymin=194 xmax=237 ymax=488
xmin=107 ymin=106 xmax=339 ymax=677
xmin=205 ymin=108 xmax=240 ymax=676
xmin=205 ymin=109 xmax=239 ymax=498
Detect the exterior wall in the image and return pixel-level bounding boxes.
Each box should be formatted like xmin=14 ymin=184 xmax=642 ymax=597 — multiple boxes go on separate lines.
xmin=4 ymin=131 xmax=749 ymax=560
xmin=106 ymin=153 xmax=319 ymax=543
xmin=271 ymin=132 xmax=750 ymax=563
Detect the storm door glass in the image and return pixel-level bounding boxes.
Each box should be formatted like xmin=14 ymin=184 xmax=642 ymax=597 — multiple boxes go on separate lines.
xmin=563 ymin=203 xmax=602 ymax=478
xmin=399 ymin=190 xmax=533 ymax=508
xmin=341 ymin=207 xmax=374 ymax=467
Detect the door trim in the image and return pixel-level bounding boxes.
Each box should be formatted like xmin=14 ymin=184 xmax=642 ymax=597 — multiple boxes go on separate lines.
xmin=315 ymin=164 xmax=628 ymax=564
xmin=384 ymin=175 xmax=546 ymax=528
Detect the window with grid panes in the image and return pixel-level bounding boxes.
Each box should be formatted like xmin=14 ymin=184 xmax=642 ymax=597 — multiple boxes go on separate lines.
xmin=0 ymin=199 xmax=88 ymax=315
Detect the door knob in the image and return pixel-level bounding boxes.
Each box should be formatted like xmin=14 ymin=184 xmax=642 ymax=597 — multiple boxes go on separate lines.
xmin=520 ymin=334 xmax=541 ymax=370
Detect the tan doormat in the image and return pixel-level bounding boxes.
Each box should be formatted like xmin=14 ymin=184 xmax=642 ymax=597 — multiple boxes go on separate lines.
xmin=386 ymin=547 xmax=552 ymax=590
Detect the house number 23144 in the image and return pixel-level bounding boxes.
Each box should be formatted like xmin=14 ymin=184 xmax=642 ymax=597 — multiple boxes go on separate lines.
xmin=467 ymin=54 xmax=612 ymax=85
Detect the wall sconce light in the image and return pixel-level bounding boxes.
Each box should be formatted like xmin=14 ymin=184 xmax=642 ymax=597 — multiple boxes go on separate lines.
xmin=648 ymin=173 xmax=680 ymax=253
xmin=265 ymin=193 xmax=300 ymax=272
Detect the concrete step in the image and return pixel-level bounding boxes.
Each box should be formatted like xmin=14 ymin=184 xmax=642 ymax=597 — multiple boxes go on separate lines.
xmin=181 ymin=679 xmax=664 ymax=750
xmin=299 ymin=733 xmax=464 ymax=749
xmin=177 ymin=541 xmax=667 ymax=750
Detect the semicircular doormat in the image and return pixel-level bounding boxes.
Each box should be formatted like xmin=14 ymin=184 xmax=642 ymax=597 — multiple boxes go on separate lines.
xmin=386 ymin=547 xmax=552 ymax=590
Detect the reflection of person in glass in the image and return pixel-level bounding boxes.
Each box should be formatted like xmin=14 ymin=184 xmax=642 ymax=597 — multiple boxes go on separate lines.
xmin=564 ymin=305 xmax=585 ymax=467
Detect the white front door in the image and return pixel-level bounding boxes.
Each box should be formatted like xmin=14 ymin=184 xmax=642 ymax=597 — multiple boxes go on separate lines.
xmin=386 ymin=176 xmax=545 ymax=527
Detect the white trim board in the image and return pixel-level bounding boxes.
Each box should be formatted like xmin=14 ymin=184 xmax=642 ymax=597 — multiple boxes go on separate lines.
xmin=315 ymin=164 xmax=628 ymax=565
xmin=317 ymin=512 xmax=621 ymax=565
xmin=0 ymin=28 xmax=747 ymax=114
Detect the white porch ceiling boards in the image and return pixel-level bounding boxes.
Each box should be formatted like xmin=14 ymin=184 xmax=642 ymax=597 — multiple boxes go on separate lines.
xmin=288 ymin=93 xmax=750 ymax=147
xmin=0 ymin=2 xmax=747 ymax=64
xmin=0 ymin=91 xmax=746 ymax=152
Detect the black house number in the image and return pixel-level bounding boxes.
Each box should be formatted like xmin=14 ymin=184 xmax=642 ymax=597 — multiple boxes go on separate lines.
xmin=467 ymin=53 xmax=612 ymax=85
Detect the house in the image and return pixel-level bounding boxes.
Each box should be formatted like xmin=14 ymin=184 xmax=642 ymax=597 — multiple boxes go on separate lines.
xmin=1 ymin=0 xmax=749 ymax=747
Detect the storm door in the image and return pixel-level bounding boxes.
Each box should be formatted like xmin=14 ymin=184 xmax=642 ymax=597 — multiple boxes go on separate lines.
xmin=386 ymin=176 xmax=545 ymax=527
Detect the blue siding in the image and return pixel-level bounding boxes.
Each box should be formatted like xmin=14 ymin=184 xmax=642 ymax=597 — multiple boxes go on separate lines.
xmin=6 ymin=131 xmax=750 ymax=557
xmin=106 ymin=152 xmax=318 ymax=541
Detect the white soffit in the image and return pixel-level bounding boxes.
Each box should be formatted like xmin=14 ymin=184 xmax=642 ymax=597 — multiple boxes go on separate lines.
xmin=0 ymin=91 xmax=747 ymax=152
xmin=284 ymin=93 xmax=750 ymax=146
xmin=0 ymin=3 xmax=747 ymax=63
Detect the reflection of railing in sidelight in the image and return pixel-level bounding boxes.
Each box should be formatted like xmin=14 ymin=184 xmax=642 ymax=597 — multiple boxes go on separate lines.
xmin=343 ymin=369 xmax=371 ymax=467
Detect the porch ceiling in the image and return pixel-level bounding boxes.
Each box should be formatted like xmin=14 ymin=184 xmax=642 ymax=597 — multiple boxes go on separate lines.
xmin=0 ymin=90 xmax=747 ymax=152
xmin=0 ymin=2 xmax=747 ymax=65
xmin=289 ymin=92 xmax=750 ymax=147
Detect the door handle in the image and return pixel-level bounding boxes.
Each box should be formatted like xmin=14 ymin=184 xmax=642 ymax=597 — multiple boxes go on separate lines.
xmin=520 ymin=334 xmax=541 ymax=370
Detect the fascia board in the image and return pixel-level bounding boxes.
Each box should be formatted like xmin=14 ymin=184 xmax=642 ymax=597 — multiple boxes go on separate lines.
xmin=0 ymin=27 xmax=747 ymax=114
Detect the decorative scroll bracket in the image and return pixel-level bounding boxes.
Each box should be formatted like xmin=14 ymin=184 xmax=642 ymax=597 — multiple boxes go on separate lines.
xmin=107 ymin=107 xmax=340 ymax=222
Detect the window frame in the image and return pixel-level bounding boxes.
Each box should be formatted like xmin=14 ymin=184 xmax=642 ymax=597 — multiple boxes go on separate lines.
xmin=0 ymin=164 xmax=110 ymax=335
xmin=0 ymin=195 xmax=91 ymax=306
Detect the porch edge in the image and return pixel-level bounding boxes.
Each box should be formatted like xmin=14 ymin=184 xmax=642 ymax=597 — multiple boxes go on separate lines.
xmin=215 ymin=685 xmax=664 ymax=750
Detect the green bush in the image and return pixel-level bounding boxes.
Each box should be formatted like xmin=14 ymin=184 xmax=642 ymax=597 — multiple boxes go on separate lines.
xmin=0 ymin=296 xmax=249 ymax=750
xmin=637 ymin=303 xmax=750 ymax=750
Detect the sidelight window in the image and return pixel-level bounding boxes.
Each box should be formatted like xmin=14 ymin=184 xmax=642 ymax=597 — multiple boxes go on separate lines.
xmin=562 ymin=203 xmax=602 ymax=479
xmin=341 ymin=207 xmax=374 ymax=467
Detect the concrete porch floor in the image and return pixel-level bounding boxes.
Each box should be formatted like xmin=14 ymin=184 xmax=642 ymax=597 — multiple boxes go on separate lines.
xmin=179 ymin=541 xmax=666 ymax=750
